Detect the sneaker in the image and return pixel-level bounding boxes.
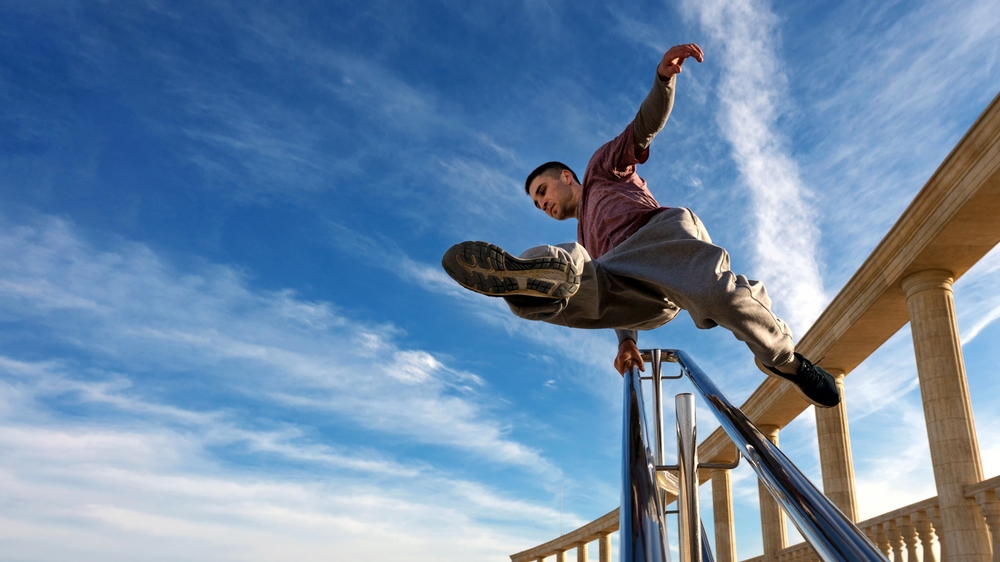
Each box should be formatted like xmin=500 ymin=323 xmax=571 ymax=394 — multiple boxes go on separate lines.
xmin=759 ymin=353 xmax=841 ymax=408
xmin=441 ymin=241 xmax=581 ymax=298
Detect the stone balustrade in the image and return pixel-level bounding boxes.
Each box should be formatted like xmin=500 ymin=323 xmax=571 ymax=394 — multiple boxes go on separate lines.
xmin=513 ymin=474 xmax=1000 ymax=561
xmin=966 ymin=474 xmax=1000 ymax=562
xmin=509 ymin=509 xmax=617 ymax=562
xmin=768 ymin=496 xmax=942 ymax=562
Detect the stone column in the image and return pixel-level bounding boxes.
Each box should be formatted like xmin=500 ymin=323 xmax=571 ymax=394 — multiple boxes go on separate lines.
xmin=814 ymin=369 xmax=860 ymax=522
xmin=902 ymin=270 xmax=991 ymax=562
xmin=576 ymin=542 xmax=587 ymax=562
xmin=712 ymin=468 xmax=737 ymax=562
xmin=758 ymin=425 xmax=787 ymax=562
xmin=598 ymin=532 xmax=611 ymax=562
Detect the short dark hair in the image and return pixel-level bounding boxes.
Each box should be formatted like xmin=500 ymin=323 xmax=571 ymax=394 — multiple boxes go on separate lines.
xmin=524 ymin=161 xmax=579 ymax=195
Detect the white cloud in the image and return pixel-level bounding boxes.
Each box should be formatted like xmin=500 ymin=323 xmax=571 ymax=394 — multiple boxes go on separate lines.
xmin=956 ymin=244 xmax=1000 ymax=344
xmin=0 ymin=213 xmax=561 ymax=473
xmin=0 ymin=421 xmax=539 ymax=562
xmin=790 ymin=0 xmax=1000 ymax=284
xmin=681 ymin=0 xmax=827 ymax=335
xmin=0 ymin=211 xmax=586 ymax=559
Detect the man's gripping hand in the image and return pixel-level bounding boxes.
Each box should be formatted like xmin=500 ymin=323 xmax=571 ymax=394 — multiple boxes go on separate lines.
xmin=614 ymin=338 xmax=645 ymax=377
xmin=657 ymin=43 xmax=704 ymax=80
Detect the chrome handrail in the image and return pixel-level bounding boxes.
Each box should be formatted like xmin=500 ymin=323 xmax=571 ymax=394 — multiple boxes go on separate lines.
xmin=643 ymin=348 xmax=887 ymax=562
xmin=621 ymin=366 xmax=671 ymax=562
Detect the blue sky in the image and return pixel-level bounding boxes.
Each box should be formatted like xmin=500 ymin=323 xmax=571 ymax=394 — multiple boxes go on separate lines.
xmin=1 ymin=0 xmax=1000 ymax=560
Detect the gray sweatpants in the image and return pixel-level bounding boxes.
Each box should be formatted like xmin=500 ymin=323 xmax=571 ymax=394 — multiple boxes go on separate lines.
xmin=505 ymin=207 xmax=795 ymax=367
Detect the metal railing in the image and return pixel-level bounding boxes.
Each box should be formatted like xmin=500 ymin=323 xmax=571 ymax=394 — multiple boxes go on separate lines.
xmin=624 ymin=349 xmax=888 ymax=562
xmin=621 ymin=365 xmax=671 ymax=562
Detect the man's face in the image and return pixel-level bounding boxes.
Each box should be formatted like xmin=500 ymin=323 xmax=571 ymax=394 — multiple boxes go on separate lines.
xmin=528 ymin=170 xmax=578 ymax=220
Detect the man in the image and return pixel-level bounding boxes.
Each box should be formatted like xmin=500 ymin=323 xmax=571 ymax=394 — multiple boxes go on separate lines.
xmin=441 ymin=43 xmax=839 ymax=408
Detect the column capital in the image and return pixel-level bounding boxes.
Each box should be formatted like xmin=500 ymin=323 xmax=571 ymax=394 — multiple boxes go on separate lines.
xmin=758 ymin=424 xmax=780 ymax=443
xmin=900 ymin=269 xmax=955 ymax=297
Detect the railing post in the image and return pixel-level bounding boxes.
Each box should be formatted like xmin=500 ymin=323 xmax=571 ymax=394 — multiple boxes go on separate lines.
xmin=676 ymin=393 xmax=701 ymax=562
xmin=902 ymin=270 xmax=991 ymax=562
xmin=653 ymin=348 xmax=664 ymax=465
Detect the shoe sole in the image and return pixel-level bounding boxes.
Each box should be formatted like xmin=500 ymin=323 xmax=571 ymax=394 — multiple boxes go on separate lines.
xmin=441 ymin=241 xmax=580 ymax=298
xmin=754 ymin=358 xmax=838 ymax=409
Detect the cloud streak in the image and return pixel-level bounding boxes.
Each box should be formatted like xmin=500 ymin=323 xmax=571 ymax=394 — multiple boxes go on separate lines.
xmin=0 ymin=213 xmax=563 ymax=473
xmin=681 ymin=0 xmax=826 ymax=334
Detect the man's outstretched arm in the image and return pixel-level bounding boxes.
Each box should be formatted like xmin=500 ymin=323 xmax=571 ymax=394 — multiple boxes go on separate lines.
xmin=633 ymin=43 xmax=704 ymax=157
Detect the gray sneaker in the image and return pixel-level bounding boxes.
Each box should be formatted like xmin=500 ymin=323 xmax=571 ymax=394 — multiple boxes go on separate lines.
xmin=441 ymin=241 xmax=580 ymax=298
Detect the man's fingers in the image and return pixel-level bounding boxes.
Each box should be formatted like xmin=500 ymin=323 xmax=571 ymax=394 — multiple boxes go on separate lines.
xmin=688 ymin=43 xmax=704 ymax=61
xmin=665 ymin=43 xmax=704 ymax=64
xmin=680 ymin=43 xmax=703 ymax=61
xmin=624 ymin=357 xmax=645 ymax=372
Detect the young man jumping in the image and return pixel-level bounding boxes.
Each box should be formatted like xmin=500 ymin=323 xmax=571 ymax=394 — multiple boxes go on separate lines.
xmin=441 ymin=43 xmax=839 ymax=408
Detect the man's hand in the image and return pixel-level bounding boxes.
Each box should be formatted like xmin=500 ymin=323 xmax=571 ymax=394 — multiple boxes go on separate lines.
xmin=657 ymin=43 xmax=704 ymax=80
xmin=614 ymin=338 xmax=645 ymax=377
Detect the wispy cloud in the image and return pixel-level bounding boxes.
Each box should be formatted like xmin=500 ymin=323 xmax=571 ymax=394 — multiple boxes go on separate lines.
xmin=956 ymin=244 xmax=1000 ymax=344
xmin=680 ymin=0 xmax=826 ymax=335
xmin=0 ymin=212 xmax=561 ymax=474
xmin=0 ymin=210 xmax=586 ymax=559
xmin=792 ymin=0 xmax=1000 ymax=283
xmin=0 ymin=420 xmax=546 ymax=562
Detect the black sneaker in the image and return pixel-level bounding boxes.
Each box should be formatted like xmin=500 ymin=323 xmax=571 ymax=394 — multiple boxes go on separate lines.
xmin=760 ymin=353 xmax=841 ymax=408
xmin=441 ymin=241 xmax=581 ymax=298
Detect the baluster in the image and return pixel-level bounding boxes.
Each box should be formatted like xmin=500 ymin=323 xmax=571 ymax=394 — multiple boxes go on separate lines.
xmin=973 ymin=489 xmax=1000 ymax=562
xmin=556 ymin=548 xmax=566 ymax=562
xmin=576 ymin=541 xmax=587 ymax=562
xmin=884 ymin=520 xmax=904 ymax=562
xmin=928 ymin=506 xmax=948 ymax=562
xmin=867 ymin=525 xmax=888 ymax=558
xmin=875 ymin=523 xmax=893 ymax=558
xmin=912 ymin=510 xmax=937 ymax=562
xmin=863 ymin=525 xmax=877 ymax=549
xmin=898 ymin=514 xmax=920 ymax=562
